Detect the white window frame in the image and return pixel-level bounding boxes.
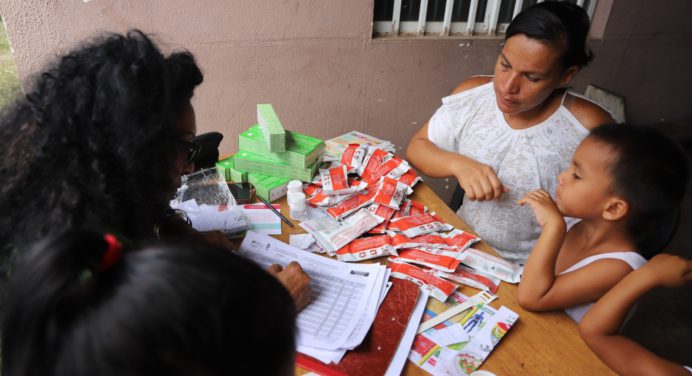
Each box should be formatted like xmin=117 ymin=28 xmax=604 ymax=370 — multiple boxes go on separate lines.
xmin=373 ymin=0 xmax=598 ymax=37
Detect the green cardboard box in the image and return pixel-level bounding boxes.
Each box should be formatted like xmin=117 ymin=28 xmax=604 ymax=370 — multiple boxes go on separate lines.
xmin=233 ymin=150 xmax=317 ymax=182
xmin=215 ymin=157 xmax=235 ymax=181
xmin=238 ymin=124 xmax=324 ymax=168
xmin=257 ymin=104 xmax=286 ymax=153
xmin=248 ymin=172 xmax=290 ymax=202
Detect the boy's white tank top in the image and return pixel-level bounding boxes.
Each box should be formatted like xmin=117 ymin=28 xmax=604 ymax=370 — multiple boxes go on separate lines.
xmin=560 ymin=251 xmax=647 ymax=322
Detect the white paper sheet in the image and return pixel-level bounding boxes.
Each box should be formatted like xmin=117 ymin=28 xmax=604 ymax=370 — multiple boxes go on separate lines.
xmin=239 ymin=231 xmax=381 ymax=351
xmin=343 ymin=263 xmax=388 ymax=349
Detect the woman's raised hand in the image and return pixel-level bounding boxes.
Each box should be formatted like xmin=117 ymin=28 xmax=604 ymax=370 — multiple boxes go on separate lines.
xmin=453 ymin=157 xmax=508 ymax=201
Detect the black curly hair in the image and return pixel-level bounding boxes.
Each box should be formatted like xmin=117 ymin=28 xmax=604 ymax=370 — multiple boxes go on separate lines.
xmin=0 ymin=30 xmax=203 ymax=272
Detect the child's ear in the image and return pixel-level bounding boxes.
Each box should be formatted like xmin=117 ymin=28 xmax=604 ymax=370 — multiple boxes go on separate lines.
xmin=602 ymin=197 xmax=628 ymax=221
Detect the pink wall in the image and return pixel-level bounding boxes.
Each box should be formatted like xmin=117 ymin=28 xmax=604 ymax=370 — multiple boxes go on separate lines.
xmin=2 ymin=0 xmax=691 ymax=202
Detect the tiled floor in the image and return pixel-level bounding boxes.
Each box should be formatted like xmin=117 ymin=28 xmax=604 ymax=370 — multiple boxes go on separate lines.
xmin=621 ymin=142 xmax=692 ymax=366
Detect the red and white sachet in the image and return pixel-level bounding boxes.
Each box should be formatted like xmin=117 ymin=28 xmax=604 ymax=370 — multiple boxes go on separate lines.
xmin=321 ymin=165 xmax=368 ymax=196
xmin=435 ymin=265 xmax=501 ymax=294
xmin=303 ymin=183 xmax=322 ymax=197
xmin=367 ymin=204 xmax=397 ymax=234
xmin=326 ymin=189 xmax=377 ymax=220
xmin=299 ymin=208 xmax=384 ymax=254
xmin=389 ymin=232 xmax=449 ymax=250
xmin=306 ymin=188 xmax=355 ymax=207
xmin=460 ymin=248 xmax=523 ymax=283
xmin=372 ymin=177 xmax=411 ymax=210
xmin=363 ymin=156 xmax=410 ymax=184
xmin=408 ymin=200 xmax=428 ymax=216
xmin=391 ymin=248 xmax=461 ymax=273
xmin=320 ymin=165 xmax=350 ymax=196
xmin=340 ymin=143 xmax=368 ymax=171
xmin=358 ymin=147 xmax=392 ymax=177
xmin=389 ymin=260 xmax=457 ymax=302
xmin=391 ymin=199 xmax=412 ymax=220
xmin=396 ymin=169 xmax=422 ymax=188
xmin=444 ymin=229 xmax=480 ymax=251
xmin=335 ymin=235 xmax=396 ymax=262
xmin=387 ymin=212 xmax=453 ymax=237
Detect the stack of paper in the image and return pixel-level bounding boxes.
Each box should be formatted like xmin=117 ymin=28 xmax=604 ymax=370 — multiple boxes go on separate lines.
xmin=257 ymin=104 xmax=286 ymax=152
xmin=239 ymin=232 xmax=391 ymax=365
xmin=324 ymin=130 xmax=396 ymax=160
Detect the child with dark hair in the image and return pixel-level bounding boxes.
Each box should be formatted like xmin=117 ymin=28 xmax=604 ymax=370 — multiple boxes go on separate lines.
xmin=517 ymin=123 xmax=688 ymax=322
xmin=1 ymin=229 xmax=297 ymax=376
xmin=579 ymin=253 xmax=692 ymax=375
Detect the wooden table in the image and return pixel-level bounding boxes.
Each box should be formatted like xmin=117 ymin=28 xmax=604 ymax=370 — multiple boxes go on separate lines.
xmin=268 ymin=182 xmax=614 ymax=375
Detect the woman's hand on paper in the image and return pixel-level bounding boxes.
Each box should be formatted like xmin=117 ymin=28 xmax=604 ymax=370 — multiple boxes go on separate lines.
xmin=518 ymin=189 xmax=565 ymax=230
xmin=453 ymin=157 xmax=508 ymax=201
xmin=268 ymin=262 xmax=312 ymax=312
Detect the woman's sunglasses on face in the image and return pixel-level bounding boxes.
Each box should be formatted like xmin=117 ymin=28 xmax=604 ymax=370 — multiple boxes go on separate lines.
xmin=177 ymin=139 xmax=201 ymax=164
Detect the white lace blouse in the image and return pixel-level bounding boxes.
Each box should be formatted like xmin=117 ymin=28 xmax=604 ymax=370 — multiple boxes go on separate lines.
xmin=427 ymin=81 xmax=589 ymax=263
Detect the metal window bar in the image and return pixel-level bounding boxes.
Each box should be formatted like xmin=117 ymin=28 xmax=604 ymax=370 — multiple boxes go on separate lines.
xmin=466 ymin=0 xmax=479 ymax=35
xmin=373 ymin=0 xmax=596 ymax=37
xmin=442 ymin=0 xmax=454 ymax=36
xmin=487 ymin=0 xmax=501 ymax=34
xmin=391 ymin=0 xmax=402 ymax=35
xmin=418 ymin=0 xmax=429 ymax=34
xmin=512 ymin=0 xmax=524 ymax=18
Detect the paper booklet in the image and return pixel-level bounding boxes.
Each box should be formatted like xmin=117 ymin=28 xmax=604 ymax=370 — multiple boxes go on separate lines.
xmin=408 ymin=291 xmax=518 ymax=375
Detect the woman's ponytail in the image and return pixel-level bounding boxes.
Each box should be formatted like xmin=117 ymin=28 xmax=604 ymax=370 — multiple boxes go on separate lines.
xmin=1 ymin=229 xmax=124 ymax=376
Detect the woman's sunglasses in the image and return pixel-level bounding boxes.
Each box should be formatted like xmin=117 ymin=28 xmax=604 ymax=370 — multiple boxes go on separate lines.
xmin=177 ymin=139 xmax=201 ymax=164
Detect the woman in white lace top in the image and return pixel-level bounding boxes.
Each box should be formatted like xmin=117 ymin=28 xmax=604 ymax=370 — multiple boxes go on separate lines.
xmin=406 ymin=2 xmax=613 ymax=263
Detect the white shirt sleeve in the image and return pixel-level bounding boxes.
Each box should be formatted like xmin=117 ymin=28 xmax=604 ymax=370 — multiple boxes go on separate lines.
xmin=427 ymin=102 xmax=458 ymax=153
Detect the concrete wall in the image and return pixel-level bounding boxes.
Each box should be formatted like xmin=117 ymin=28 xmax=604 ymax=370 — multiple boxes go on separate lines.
xmin=2 ymin=0 xmax=691 ymax=202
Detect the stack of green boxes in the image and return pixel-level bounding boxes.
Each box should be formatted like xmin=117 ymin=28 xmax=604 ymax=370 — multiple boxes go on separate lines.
xmin=216 ymin=104 xmax=325 ymax=201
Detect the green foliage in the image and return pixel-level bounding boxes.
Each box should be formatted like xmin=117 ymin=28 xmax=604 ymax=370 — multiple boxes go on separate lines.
xmin=0 ymin=17 xmax=22 ymax=110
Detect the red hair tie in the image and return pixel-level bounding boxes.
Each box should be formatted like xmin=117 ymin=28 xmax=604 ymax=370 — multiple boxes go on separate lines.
xmin=98 ymin=233 xmax=123 ymax=272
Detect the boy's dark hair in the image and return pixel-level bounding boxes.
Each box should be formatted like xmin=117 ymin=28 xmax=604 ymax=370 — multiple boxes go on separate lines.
xmin=0 ymin=30 xmax=203 ymax=275
xmin=506 ymin=1 xmax=593 ymax=69
xmin=1 ymin=229 xmax=296 ymax=376
xmin=589 ymin=123 xmax=689 ymax=258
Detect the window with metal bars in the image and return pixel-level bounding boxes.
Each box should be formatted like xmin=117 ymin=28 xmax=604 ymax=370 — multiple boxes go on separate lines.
xmin=373 ymin=0 xmax=597 ymax=37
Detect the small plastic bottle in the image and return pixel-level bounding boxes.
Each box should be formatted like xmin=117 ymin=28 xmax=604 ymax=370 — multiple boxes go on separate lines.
xmin=288 ymin=192 xmax=309 ymax=221
xmin=287 ymin=180 xmax=303 ymax=203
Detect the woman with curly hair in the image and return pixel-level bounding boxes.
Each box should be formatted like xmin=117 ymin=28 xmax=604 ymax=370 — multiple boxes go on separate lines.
xmin=0 ymin=30 xmax=310 ymax=309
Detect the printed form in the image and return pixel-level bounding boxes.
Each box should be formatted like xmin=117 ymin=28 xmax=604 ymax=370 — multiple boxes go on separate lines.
xmin=239 ymin=231 xmax=382 ymax=351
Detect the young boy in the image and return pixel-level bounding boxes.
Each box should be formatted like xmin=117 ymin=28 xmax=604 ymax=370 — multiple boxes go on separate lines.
xmin=516 ymin=123 xmax=688 ymax=322
xmin=579 ymin=253 xmax=692 ymax=375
